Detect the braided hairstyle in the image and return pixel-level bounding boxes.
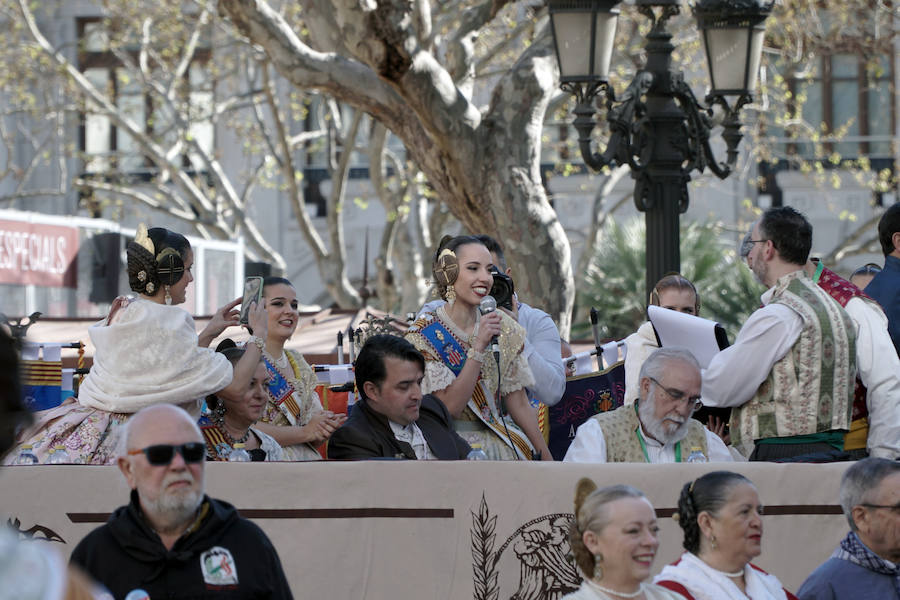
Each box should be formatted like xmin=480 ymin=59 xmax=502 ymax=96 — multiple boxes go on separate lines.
xmin=675 ymin=471 xmax=752 ymax=554
xmin=568 ymin=478 xmax=648 ymax=578
xmin=126 ymin=227 xmax=191 ymax=295
xmin=431 ymin=234 xmax=484 ymax=301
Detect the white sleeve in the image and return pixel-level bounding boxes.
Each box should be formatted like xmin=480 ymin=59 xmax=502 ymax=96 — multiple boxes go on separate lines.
xmin=704 ymin=429 xmax=735 ymax=462
xmin=563 ymin=419 xmax=608 ymax=463
xmin=701 ymin=304 xmax=802 ymax=408
xmin=845 ymin=298 xmax=900 ymax=459
xmin=518 ymin=304 xmax=566 ymax=406
xmin=417 ymin=299 xmax=445 ymax=317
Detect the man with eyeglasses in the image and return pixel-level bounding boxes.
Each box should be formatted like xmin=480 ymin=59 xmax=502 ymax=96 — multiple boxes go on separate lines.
xmin=70 ymin=404 xmax=292 ymax=599
xmin=798 ymin=457 xmax=900 ymax=599
xmin=705 ymin=206 xmax=857 ymax=461
xmin=563 ymin=347 xmax=732 ymax=463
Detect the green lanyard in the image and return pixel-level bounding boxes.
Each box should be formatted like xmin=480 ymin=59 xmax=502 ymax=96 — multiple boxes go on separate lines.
xmin=634 ymin=403 xmax=681 ymax=463
xmin=812 ymin=259 xmax=824 ymax=284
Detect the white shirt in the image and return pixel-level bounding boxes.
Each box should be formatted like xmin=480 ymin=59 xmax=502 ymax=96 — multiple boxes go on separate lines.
xmin=562 ymin=417 xmax=734 ymax=463
xmin=419 ymin=299 xmax=566 ymax=406
xmin=843 ymin=296 xmax=900 ymax=459
xmin=701 ymin=285 xmax=804 ymax=408
xmin=388 ymin=420 xmax=435 ymax=460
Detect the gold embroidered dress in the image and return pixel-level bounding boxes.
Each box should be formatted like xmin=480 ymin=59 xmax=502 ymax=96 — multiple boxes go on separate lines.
xmin=259 ymin=348 xmax=324 ymax=461
xmin=405 ymin=305 xmax=536 ymax=460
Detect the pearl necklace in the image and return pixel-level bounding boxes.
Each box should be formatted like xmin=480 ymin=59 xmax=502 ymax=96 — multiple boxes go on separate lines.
xmin=709 ymin=565 xmax=744 ymax=578
xmin=585 ymin=579 xmax=645 ymax=599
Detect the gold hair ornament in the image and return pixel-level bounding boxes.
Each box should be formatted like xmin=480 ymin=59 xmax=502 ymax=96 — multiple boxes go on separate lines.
xmin=134 ymin=223 xmax=155 ymax=255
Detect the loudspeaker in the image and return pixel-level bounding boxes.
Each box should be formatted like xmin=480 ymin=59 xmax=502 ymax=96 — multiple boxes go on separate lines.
xmin=89 ymin=232 xmax=121 ymax=304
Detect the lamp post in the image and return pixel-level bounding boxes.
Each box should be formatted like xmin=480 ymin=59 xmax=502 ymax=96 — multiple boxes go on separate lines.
xmin=548 ymin=0 xmax=772 ymax=297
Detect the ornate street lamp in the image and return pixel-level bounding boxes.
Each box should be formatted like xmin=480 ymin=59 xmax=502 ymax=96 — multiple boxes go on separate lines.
xmin=548 ymin=0 xmax=772 ymax=297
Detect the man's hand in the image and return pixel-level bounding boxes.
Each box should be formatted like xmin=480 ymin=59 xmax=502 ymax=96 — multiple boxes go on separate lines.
xmin=498 ymin=293 xmax=519 ymax=322
xmin=706 ymin=415 xmax=730 ymax=445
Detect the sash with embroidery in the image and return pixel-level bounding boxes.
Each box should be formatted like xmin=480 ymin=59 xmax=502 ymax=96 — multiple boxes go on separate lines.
xmin=418 ymin=318 xmax=533 ymax=458
xmin=199 ymin=418 xmax=231 ymax=461
xmin=262 ymin=354 xmax=302 ymax=426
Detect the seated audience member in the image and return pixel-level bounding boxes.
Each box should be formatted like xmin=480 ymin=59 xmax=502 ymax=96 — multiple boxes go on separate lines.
xmin=864 ymin=201 xmax=900 ymax=355
xmin=419 ymin=234 xmax=566 ymax=407
xmin=798 ymin=458 xmax=900 ymax=600
xmin=848 ymin=263 xmax=881 ymax=291
xmin=200 ymin=345 xmax=283 ymax=461
xmin=254 ymin=277 xmax=345 ymax=460
xmin=327 ymin=335 xmax=471 ymax=460
xmin=563 ymin=478 xmax=681 ymax=600
xmin=564 ymin=348 xmax=732 ymax=463
xmin=4 ymin=224 xmax=267 ymax=465
xmin=0 ymin=328 xmax=101 ymax=599
xmin=624 ymin=274 xmax=700 ymax=404
xmin=406 ymin=235 xmax=552 ymax=460
xmin=703 ymin=207 xmax=857 ymax=460
xmin=70 ymin=404 xmax=292 ymax=599
xmin=803 ymin=258 xmax=900 ymax=459
xmin=655 ymin=471 xmax=799 ymax=600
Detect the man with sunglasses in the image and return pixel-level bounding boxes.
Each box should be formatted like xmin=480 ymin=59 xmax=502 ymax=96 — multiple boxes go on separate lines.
xmin=563 ymin=347 xmax=732 ymax=463
xmin=798 ymin=457 xmax=900 ymax=599
xmin=70 ymin=404 xmax=292 ymax=599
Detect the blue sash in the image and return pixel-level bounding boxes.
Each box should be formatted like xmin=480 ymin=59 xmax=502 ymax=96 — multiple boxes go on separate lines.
xmin=420 ymin=320 xmax=467 ymax=375
xmin=263 ymin=355 xmax=293 ymax=404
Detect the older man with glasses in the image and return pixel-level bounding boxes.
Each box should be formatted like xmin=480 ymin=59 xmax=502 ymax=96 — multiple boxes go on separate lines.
xmin=798 ymin=457 xmax=900 ymax=599
xmin=564 ymin=347 xmax=732 ymax=463
xmin=69 ymin=404 xmax=292 ymax=599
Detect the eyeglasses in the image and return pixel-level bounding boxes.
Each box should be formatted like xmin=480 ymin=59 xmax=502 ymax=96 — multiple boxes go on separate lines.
xmin=648 ymin=376 xmax=702 ymax=411
xmin=740 ymin=238 xmax=768 ymax=258
xmin=860 ymin=502 xmax=900 ymax=514
xmin=127 ymin=442 xmax=206 ymax=466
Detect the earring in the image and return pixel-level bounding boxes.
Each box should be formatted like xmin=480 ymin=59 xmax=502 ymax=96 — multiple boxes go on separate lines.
xmin=710 ymin=534 xmax=718 ymax=550
xmin=593 ymin=553 xmax=603 ymax=580
xmin=445 ymin=286 xmax=456 ymax=305
xmin=164 ymin=285 xmax=172 ymax=305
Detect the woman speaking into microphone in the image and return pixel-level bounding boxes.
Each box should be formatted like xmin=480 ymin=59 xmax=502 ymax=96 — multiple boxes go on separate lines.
xmin=405 ymin=235 xmax=552 ymax=460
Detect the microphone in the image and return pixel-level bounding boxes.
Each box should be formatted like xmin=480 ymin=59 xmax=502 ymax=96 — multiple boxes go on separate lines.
xmin=590 ymin=307 xmax=602 ymax=370
xmin=479 ymin=295 xmax=501 ymax=363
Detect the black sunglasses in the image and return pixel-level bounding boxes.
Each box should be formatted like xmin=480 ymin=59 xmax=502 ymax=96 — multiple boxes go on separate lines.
xmin=128 ymin=442 xmax=206 ymax=465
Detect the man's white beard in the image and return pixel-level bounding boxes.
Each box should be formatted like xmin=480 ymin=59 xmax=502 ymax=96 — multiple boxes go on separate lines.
xmin=144 ymin=472 xmax=204 ymax=529
xmin=638 ymin=393 xmax=691 ymax=445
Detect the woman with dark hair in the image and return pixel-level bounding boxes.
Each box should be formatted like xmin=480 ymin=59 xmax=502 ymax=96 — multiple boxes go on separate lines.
xmin=624 ymin=274 xmax=700 ymax=405
xmin=251 ymin=276 xmax=345 ymax=460
xmin=654 ymin=471 xmax=798 ymax=600
xmin=405 ymin=235 xmax=552 ymax=460
xmin=564 ymin=477 xmax=680 ymax=599
xmin=4 ymin=224 xmax=267 ymax=465
xmin=200 ymin=346 xmax=282 ymax=461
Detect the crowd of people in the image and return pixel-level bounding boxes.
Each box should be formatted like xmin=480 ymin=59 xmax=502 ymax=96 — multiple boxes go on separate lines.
xmin=2 ymin=202 xmax=899 ymax=598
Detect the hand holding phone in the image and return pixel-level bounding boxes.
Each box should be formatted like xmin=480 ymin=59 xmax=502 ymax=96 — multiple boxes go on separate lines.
xmin=240 ymin=276 xmax=264 ymax=325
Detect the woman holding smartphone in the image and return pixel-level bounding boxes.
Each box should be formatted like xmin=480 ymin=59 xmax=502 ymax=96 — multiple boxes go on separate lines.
xmin=4 ymin=224 xmax=267 ymax=465
xmin=252 ymin=277 xmax=346 ymax=460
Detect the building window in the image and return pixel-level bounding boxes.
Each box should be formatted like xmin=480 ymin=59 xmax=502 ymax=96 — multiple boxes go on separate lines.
xmin=77 ymin=18 xmax=213 ymax=177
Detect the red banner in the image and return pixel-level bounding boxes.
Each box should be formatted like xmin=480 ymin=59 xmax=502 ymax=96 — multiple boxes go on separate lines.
xmin=0 ymin=220 xmax=78 ymax=288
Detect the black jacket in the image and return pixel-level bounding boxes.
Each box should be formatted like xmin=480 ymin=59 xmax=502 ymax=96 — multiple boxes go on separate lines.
xmin=70 ymin=491 xmax=292 ymax=599
xmin=327 ymin=394 xmax=471 ymax=460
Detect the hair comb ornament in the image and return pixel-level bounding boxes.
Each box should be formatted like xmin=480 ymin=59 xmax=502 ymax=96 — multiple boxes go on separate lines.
xmin=134 ymin=223 xmax=155 ymax=255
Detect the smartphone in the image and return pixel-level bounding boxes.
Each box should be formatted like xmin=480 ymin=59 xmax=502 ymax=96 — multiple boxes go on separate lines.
xmin=239 ymin=276 xmax=264 ymax=324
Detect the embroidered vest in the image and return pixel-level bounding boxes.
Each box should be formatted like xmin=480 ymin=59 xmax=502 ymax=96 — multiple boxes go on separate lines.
xmin=730 ymin=271 xmax=857 ymax=455
xmin=590 ymin=404 xmax=708 ymax=463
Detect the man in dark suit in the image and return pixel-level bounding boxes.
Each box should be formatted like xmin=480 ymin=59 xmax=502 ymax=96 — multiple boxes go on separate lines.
xmin=328 ymin=334 xmax=471 ymax=460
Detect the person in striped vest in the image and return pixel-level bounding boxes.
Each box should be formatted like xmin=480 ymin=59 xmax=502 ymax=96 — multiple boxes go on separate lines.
xmin=703 ymin=206 xmax=857 ymax=460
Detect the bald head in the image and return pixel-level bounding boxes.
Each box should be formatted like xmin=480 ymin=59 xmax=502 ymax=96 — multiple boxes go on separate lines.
xmin=120 ymin=404 xmax=202 ymax=457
